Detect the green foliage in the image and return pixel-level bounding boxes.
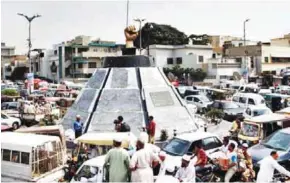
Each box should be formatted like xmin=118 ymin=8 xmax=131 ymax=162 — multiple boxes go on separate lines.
xmin=2 ymin=89 xmax=19 ymax=96
xmin=205 ymin=109 xmax=224 ymax=123
xmin=134 ymin=22 xmax=189 ymax=48
xmin=188 ymin=34 xmax=210 ymax=45
xmin=160 ymin=129 xmax=169 ymax=141
xmin=163 ymin=65 xmax=207 ymax=82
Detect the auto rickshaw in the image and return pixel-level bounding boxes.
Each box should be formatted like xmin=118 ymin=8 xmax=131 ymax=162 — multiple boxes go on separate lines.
xmin=73 ymin=132 xmax=137 ymax=163
xmin=263 ymin=93 xmax=290 ymax=112
xmin=207 ymin=88 xmax=231 ymax=100
xmin=238 ymin=113 xmax=290 ymax=146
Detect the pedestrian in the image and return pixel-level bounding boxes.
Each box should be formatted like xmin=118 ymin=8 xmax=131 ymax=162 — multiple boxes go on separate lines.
xmin=220 ymin=136 xmax=238 ymax=153
xmin=114 ymin=116 xmax=130 ymax=132
xmin=153 ymin=151 xmax=167 ymax=176
xmin=225 ymin=143 xmax=238 ymax=183
xmin=238 ymin=143 xmax=255 ymax=182
xmin=256 ymin=151 xmax=290 ymax=183
xmin=146 ymin=116 xmax=156 ymax=144
xmin=130 ymin=134 xmax=160 ymax=182
xmin=104 ymin=138 xmax=130 ymax=182
xmin=175 ymin=154 xmax=196 ymax=183
xmin=73 ymin=115 xmax=83 ymax=139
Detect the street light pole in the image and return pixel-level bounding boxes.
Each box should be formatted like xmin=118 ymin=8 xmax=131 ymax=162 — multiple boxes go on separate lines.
xmin=126 ymin=0 xmax=129 ymax=27
xmin=18 ymin=13 xmax=41 ymax=73
xmin=134 ymin=18 xmax=146 ymax=55
xmin=243 ymin=18 xmax=250 ymax=83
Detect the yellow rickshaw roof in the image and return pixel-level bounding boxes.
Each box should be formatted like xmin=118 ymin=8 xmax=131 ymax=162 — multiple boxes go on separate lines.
xmin=276 ymin=107 xmax=290 ymax=115
xmin=244 ymin=113 xmax=290 ymax=124
xmin=75 ymin=132 xmax=137 ymax=146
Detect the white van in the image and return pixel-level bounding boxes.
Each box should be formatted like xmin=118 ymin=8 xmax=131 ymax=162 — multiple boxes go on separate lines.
xmin=1 ymin=132 xmax=65 ymax=182
xmin=232 ymin=93 xmax=266 ymax=108
xmin=243 ymin=105 xmax=273 ymax=119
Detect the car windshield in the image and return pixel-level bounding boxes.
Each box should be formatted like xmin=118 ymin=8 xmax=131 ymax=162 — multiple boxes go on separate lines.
xmin=253 ymin=109 xmax=269 ymax=116
xmin=241 ymin=123 xmax=259 ymax=137
xmin=162 ymin=138 xmax=190 ymax=156
xmin=223 ymin=102 xmax=239 ymax=109
xmin=76 ymin=165 xmax=98 ymax=180
xmin=262 ymin=131 xmax=290 ymax=151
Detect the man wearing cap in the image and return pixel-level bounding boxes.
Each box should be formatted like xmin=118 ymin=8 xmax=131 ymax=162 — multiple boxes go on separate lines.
xmin=155 ymin=164 xmax=179 ymax=183
xmin=104 ymin=138 xmax=130 ymax=182
xmin=130 ymin=134 xmax=160 ymax=182
xmin=238 ymin=143 xmax=255 ymax=182
xmin=175 ymin=155 xmax=196 ymax=183
xmin=73 ymin=115 xmax=83 ymax=138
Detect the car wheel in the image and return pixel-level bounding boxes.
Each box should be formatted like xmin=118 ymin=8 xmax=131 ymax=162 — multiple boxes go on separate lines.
xmin=12 ymin=122 xmax=19 ymax=130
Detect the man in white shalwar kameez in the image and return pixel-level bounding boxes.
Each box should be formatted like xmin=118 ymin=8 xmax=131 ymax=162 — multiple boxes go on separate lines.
xmin=130 ymin=134 xmax=160 ymax=183
xmin=175 ymin=155 xmax=196 ymax=183
xmin=256 ymin=151 xmax=290 ymax=183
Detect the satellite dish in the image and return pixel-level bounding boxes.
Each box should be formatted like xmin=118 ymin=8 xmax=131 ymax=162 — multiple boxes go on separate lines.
xmin=233 ymin=72 xmax=241 ymax=80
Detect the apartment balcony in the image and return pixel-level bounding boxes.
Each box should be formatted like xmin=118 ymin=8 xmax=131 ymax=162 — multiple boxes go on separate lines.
xmin=73 ymin=51 xmax=118 ymax=58
xmin=73 ymin=68 xmax=96 ymax=74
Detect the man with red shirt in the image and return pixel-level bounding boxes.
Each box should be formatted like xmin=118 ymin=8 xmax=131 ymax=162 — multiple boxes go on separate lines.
xmin=146 ymin=116 xmax=156 ymax=144
xmin=193 ymin=143 xmax=208 ymax=172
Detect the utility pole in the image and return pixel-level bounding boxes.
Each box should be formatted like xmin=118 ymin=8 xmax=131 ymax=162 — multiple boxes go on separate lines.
xmin=243 ymin=18 xmax=250 ymax=83
xmin=134 ymin=18 xmax=146 ymax=55
xmin=18 ymin=13 xmax=41 ymax=73
xmin=126 ymin=0 xmax=129 ymax=27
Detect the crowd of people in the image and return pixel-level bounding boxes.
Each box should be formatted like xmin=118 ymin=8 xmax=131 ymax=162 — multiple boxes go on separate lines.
xmin=71 ymin=114 xmax=290 ymax=183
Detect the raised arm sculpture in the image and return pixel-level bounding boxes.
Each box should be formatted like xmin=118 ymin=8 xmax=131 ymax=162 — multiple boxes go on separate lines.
xmin=124 ymin=25 xmax=138 ymax=48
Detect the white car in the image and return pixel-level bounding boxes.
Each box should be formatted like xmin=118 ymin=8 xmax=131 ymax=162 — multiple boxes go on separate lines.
xmin=1 ymin=112 xmax=21 ymax=130
xmin=184 ymin=95 xmax=213 ymax=113
xmin=161 ymin=131 xmax=223 ymax=169
xmin=243 ymin=105 xmax=273 ymax=119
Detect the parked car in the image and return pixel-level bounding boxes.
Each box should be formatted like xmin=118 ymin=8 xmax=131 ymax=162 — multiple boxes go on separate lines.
xmin=248 ymin=128 xmax=290 ymax=172
xmin=184 ymin=95 xmax=213 ymax=113
xmin=243 ymin=105 xmax=273 ymax=119
xmin=1 ymin=102 xmax=20 ymax=110
xmin=1 ymin=112 xmax=21 ymax=130
xmin=161 ymin=132 xmax=223 ymax=172
xmin=232 ymin=93 xmax=266 ymax=108
xmin=209 ymin=100 xmax=244 ymax=121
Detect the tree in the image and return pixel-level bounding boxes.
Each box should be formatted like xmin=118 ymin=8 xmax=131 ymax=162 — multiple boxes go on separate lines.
xmin=134 ymin=22 xmax=189 ymax=49
xmin=188 ymin=34 xmax=210 ymax=45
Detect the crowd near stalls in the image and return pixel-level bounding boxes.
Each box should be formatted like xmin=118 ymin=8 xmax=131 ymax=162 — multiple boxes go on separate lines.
xmin=2 ymin=76 xmax=290 ymax=183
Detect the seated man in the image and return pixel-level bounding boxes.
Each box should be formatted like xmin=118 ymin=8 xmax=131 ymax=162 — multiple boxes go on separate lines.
xmin=156 ymin=163 xmax=179 ymax=183
xmin=175 ymin=155 xmax=196 ymax=183
xmin=193 ymin=143 xmax=207 ymax=172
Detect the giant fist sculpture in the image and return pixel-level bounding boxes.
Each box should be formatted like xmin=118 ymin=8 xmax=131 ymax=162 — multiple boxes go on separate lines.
xmin=124 ymin=25 xmax=138 ymax=48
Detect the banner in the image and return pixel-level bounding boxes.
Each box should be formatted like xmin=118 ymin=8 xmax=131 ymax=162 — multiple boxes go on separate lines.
xmin=27 ymin=72 xmax=34 ymax=93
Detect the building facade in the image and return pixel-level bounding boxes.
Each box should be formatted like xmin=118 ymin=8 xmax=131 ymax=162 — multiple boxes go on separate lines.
xmin=39 ymin=36 xmax=124 ymax=81
xmin=1 ymin=42 xmax=15 ymax=79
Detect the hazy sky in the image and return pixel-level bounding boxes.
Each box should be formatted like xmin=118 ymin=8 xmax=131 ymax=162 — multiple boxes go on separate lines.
xmin=1 ymin=0 xmax=290 ymax=54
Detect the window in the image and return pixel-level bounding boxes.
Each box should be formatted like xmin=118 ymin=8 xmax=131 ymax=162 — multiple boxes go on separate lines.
xmin=167 ymin=58 xmax=173 ymax=64
xmin=246 ymin=108 xmax=251 ymax=115
xmin=233 ymin=96 xmax=239 ymax=102
xmin=239 ymin=97 xmax=247 ymax=104
xmin=202 ymin=137 xmax=222 ymax=151
xmin=88 ymin=62 xmax=97 ymax=68
xmin=198 ymin=56 xmax=204 ymax=62
xmin=212 ymin=53 xmax=216 ymax=59
xmin=264 ymin=57 xmax=269 ymax=63
xmin=213 ymin=102 xmax=221 ymax=109
xmin=186 ymin=96 xmax=193 ymax=102
xmin=194 ymin=97 xmax=200 ymax=102
xmin=54 ymin=50 xmax=57 ymax=55
xmin=78 ymin=63 xmax=83 ymax=68
xmin=1 ymin=114 xmax=8 ymax=119
xmin=248 ymin=98 xmax=255 ymax=105
xmin=21 ymin=152 xmax=30 ymax=164
xmin=176 ymin=57 xmax=182 ymax=64
xmin=3 ymin=149 xmax=11 ymax=161
xmin=11 ymin=151 xmax=20 ymax=163
xmin=236 ymin=58 xmax=242 ymax=63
